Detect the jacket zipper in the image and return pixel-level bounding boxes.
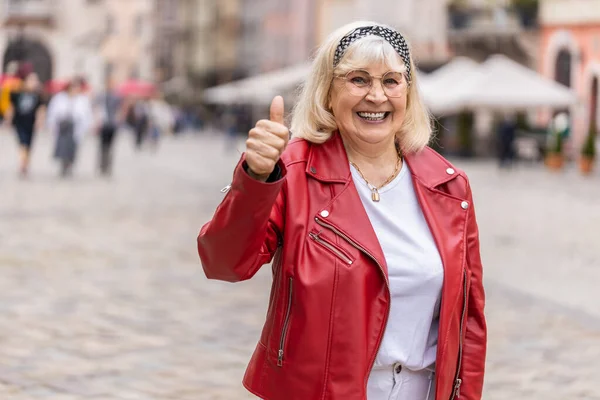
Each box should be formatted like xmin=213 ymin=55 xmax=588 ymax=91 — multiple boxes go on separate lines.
xmin=314 ymin=217 xmax=390 ymax=379
xmin=277 ymin=277 xmax=294 ymax=366
xmin=272 ymin=238 xmax=283 ymax=277
xmin=449 ymin=269 xmax=468 ymax=399
xmin=309 ymin=232 xmax=353 ymax=265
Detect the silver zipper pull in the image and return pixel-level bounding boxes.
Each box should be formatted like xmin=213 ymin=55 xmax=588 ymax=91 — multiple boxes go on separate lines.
xmin=454 ymin=378 xmax=462 ymax=398
xmin=220 ymin=184 xmax=232 ymax=193
xmin=277 ymin=349 xmax=284 ymax=366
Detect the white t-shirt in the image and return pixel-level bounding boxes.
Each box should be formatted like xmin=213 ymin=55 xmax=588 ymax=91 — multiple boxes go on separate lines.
xmin=350 ymin=161 xmax=444 ymax=371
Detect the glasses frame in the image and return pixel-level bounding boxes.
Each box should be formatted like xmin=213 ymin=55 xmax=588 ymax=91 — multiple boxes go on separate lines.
xmin=335 ymin=69 xmax=407 ymax=98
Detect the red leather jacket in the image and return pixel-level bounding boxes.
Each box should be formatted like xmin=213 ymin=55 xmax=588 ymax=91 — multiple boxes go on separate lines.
xmin=198 ymin=133 xmax=486 ymax=400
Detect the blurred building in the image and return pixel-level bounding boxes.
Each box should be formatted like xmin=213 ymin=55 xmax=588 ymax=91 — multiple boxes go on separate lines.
xmin=153 ymin=0 xmax=318 ymax=100
xmin=539 ymin=0 xmax=600 ymax=147
xmin=241 ymin=0 xmax=317 ymax=73
xmin=154 ymin=0 xmax=241 ymax=96
xmin=101 ymin=0 xmax=154 ymax=84
xmin=154 ymin=0 xmax=190 ymax=83
xmin=0 ymin=0 xmax=105 ymax=87
xmin=317 ymin=0 xmax=451 ymax=69
xmin=446 ymin=0 xmax=538 ymax=67
xmin=0 ymin=0 xmax=154 ymax=91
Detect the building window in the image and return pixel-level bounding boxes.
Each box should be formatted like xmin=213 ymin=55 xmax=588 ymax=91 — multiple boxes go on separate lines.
xmin=555 ymin=49 xmax=572 ymax=88
xmin=106 ymin=14 xmax=116 ymax=35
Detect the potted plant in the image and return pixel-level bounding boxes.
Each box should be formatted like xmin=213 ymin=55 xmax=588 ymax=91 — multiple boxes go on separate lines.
xmin=545 ymin=112 xmax=568 ymax=171
xmin=545 ymin=127 xmax=565 ymax=170
xmin=579 ymin=122 xmax=597 ymax=175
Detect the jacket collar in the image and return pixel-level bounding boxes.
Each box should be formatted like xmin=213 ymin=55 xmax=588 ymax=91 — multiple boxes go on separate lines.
xmin=306 ymin=131 xmax=459 ymax=189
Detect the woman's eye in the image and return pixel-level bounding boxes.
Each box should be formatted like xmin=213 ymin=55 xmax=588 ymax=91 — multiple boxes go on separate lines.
xmin=351 ymin=77 xmax=368 ymax=85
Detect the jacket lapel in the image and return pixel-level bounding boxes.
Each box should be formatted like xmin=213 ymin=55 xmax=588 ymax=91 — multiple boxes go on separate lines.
xmin=306 ymin=133 xmax=388 ymax=278
xmin=305 ymin=133 xmax=469 ymax=287
xmin=404 ymin=151 xmax=469 ymax=301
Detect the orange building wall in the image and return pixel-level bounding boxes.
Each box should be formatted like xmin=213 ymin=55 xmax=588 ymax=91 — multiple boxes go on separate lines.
xmin=538 ymin=23 xmax=600 ymax=151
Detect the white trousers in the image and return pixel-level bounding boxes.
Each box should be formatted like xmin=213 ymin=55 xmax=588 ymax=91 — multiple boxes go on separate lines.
xmin=367 ymin=363 xmax=435 ymax=400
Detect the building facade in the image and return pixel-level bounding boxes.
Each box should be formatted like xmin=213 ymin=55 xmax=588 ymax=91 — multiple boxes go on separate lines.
xmin=165 ymin=0 xmax=317 ymax=91
xmin=164 ymin=0 xmax=242 ymax=88
xmin=1 ymin=0 xmax=153 ymax=92
xmin=101 ymin=0 xmax=154 ymax=84
xmin=539 ymin=0 xmax=600 ymax=149
xmin=245 ymin=0 xmax=317 ymax=73
xmin=317 ymin=0 xmax=451 ymax=68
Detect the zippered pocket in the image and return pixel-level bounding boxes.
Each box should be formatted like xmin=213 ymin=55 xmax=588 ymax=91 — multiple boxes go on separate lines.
xmin=308 ymin=231 xmax=354 ymax=265
xmin=262 ymin=243 xmax=283 ymax=348
xmin=449 ymin=269 xmax=469 ymax=399
xmin=277 ymin=277 xmax=293 ymax=367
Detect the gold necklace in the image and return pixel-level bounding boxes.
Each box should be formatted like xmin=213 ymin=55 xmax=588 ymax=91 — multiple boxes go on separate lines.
xmin=350 ymin=156 xmax=402 ymax=202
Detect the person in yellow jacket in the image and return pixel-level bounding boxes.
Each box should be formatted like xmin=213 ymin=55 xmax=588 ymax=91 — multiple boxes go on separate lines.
xmin=0 ymin=62 xmax=23 ymax=120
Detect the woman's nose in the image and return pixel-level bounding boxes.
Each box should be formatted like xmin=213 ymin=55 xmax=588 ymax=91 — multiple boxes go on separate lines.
xmin=365 ymin=79 xmax=387 ymax=103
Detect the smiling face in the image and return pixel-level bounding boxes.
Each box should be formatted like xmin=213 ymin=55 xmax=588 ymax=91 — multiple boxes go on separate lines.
xmin=329 ymin=61 xmax=407 ymax=148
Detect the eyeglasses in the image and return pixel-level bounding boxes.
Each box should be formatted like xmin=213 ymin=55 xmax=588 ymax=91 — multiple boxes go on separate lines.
xmin=335 ymin=69 xmax=406 ymax=98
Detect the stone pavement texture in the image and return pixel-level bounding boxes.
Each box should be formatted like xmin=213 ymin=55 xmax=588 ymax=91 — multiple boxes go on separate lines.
xmin=0 ymin=128 xmax=599 ymax=399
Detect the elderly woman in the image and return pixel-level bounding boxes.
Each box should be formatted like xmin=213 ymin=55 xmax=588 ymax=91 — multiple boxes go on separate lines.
xmin=198 ymin=21 xmax=486 ymax=400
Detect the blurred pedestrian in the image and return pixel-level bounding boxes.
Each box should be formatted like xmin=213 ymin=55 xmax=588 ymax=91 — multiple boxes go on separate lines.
xmin=0 ymin=61 xmax=25 ymax=122
xmin=94 ymin=78 xmax=123 ymax=176
xmin=497 ymin=113 xmax=517 ymax=169
xmin=3 ymin=72 xmax=46 ymax=178
xmin=126 ymin=97 xmax=150 ymax=150
xmin=148 ymin=91 xmax=174 ymax=152
xmin=47 ymin=77 xmax=93 ymax=177
xmin=221 ymin=105 xmax=239 ymax=152
xmin=197 ymin=21 xmax=486 ymax=400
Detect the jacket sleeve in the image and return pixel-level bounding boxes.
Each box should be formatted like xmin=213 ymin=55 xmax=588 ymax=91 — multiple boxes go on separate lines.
xmin=459 ymin=179 xmax=487 ymax=400
xmin=197 ymin=156 xmax=286 ymax=282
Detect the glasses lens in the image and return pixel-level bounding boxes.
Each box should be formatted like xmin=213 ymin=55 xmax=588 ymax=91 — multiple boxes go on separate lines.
xmin=343 ymin=70 xmax=405 ymax=97
xmin=344 ymin=70 xmax=372 ymax=96
xmin=381 ymin=72 xmax=404 ymax=97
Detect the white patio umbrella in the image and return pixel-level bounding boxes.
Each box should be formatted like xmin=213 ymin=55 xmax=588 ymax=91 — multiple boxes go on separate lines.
xmin=421 ymin=55 xmax=578 ymax=115
xmin=419 ymin=57 xmax=482 ymax=115
xmin=203 ymin=62 xmax=312 ymax=105
xmin=457 ymin=54 xmax=578 ymax=110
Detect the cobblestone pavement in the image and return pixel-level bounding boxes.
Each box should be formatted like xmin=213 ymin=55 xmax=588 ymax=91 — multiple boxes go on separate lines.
xmin=0 ymin=129 xmax=599 ymax=399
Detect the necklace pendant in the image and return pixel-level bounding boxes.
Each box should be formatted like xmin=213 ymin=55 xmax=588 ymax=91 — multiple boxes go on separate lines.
xmin=371 ymin=189 xmax=380 ymax=202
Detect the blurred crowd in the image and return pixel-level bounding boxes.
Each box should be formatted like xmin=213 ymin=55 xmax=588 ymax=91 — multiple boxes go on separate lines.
xmin=0 ymin=60 xmax=191 ymax=179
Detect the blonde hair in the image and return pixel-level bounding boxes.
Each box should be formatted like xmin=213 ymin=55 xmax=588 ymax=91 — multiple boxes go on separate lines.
xmin=290 ymin=21 xmax=432 ymax=154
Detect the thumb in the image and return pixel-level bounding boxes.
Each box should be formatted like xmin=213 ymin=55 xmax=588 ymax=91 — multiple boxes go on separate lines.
xmin=269 ymin=95 xmax=285 ymax=125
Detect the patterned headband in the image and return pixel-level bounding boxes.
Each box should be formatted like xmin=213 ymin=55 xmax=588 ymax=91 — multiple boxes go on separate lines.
xmin=333 ymin=25 xmax=412 ymax=85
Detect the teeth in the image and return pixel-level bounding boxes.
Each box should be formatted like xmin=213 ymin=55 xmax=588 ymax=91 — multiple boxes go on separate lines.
xmin=357 ymin=112 xmax=386 ymax=120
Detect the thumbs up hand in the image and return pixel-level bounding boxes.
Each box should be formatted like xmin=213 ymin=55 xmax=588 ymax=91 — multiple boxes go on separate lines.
xmin=245 ymin=96 xmax=290 ymax=181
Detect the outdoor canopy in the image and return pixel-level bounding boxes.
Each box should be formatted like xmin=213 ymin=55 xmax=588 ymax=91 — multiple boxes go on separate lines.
xmin=421 ymin=54 xmax=578 ymax=115
xmin=418 ymin=57 xmax=481 ymax=115
xmin=203 ymin=54 xmax=578 ymax=113
xmin=203 ymin=62 xmax=312 ymax=105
